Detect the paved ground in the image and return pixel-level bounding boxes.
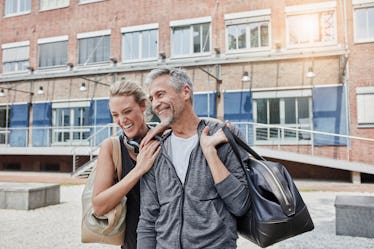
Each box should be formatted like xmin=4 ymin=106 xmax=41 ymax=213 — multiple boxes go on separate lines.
xmin=1 ymin=171 xmax=374 ymax=248
xmin=2 ymin=171 xmax=374 ymax=192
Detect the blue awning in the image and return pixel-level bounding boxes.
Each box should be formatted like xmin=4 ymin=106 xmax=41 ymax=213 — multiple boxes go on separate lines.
xmin=224 ymin=91 xmax=252 ymax=122
xmin=193 ymin=92 xmax=217 ymax=118
xmin=224 ymin=91 xmax=253 ymax=144
xmin=32 ymin=102 xmax=52 ymax=146
xmin=312 ymin=86 xmax=348 ymax=146
xmin=90 ymin=99 xmax=112 ymax=145
xmin=9 ymin=103 xmax=29 ymax=147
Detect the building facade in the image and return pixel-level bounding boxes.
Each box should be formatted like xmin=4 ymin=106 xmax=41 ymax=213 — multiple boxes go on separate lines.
xmin=0 ymin=0 xmax=373 ymax=179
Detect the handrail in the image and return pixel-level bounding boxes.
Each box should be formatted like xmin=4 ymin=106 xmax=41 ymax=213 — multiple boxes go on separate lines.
xmin=232 ymin=121 xmax=374 ymax=142
xmin=1 ymin=121 xmax=373 ymax=173
xmin=231 ymin=121 xmax=374 ymax=167
xmin=71 ymin=123 xmax=119 ymax=172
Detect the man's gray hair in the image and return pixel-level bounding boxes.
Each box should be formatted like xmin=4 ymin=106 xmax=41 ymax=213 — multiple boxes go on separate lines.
xmin=145 ymin=67 xmax=194 ymax=103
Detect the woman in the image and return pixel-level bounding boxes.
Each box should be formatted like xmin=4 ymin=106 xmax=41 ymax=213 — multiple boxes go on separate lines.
xmin=92 ymin=80 xmax=161 ymax=249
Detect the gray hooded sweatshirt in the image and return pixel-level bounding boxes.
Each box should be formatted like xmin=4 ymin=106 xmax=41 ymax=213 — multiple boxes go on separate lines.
xmin=137 ymin=120 xmax=251 ymax=249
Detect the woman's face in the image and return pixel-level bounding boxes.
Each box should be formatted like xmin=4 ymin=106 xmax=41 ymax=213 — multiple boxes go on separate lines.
xmin=109 ymin=95 xmax=147 ymax=139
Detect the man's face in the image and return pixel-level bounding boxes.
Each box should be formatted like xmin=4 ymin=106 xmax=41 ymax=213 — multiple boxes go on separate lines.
xmin=148 ymin=75 xmax=188 ymax=126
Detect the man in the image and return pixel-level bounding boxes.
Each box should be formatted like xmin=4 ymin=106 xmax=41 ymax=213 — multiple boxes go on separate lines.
xmin=137 ymin=67 xmax=250 ymax=249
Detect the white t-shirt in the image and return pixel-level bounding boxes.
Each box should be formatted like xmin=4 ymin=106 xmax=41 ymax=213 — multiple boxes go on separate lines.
xmin=170 ymin=133 xmax=198 ymax=184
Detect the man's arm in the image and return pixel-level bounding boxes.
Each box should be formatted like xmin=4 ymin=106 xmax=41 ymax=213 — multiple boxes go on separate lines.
xmin=200 ymin=125 xmax=250 ymax=217
xmin=137 ymin=168 xmax=159 ymax=248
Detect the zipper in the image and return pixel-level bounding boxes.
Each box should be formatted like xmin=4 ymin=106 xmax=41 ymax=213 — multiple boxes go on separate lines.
xmin=162 ymin=153 xmax=185 ymax=249
xmin=163 ymin=127 xmax=201 ymax=249
xmin=177 ymin=146 xmax=197 ymax=249
xmin=162 ymin=146 xmax=193 ymax=249
xmin=251 ymin=157 xmax=294 ymax=214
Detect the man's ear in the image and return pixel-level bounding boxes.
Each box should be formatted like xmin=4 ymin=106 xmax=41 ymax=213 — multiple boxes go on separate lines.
xmin=183 ymin=85 xmax=192 ymax=100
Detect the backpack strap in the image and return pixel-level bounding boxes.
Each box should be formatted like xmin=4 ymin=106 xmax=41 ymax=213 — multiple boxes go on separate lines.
xmin=110 ymin=136 xmax=122 ymax=181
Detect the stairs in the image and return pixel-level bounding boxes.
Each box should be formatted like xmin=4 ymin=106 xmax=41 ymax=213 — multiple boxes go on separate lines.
xmin=72 ymin=158 xmax=97 ymax=178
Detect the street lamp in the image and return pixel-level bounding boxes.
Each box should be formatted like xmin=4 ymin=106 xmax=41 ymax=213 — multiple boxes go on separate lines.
xmin=242 ymin=71 xmax=251 ymax=83
xmin=0 ymin=87 xmax=43 ymax=97
xmin=37 ymin=86 xmax=44 ymax=95
xmin=80 ymin=82 xmax=87 ymax=92
xmin=306 ymin=67 xmax=316 ymax=78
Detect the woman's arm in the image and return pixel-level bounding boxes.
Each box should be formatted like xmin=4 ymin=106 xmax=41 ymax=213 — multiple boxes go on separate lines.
xmin=92 ymin=138 xmax=160 ymax=216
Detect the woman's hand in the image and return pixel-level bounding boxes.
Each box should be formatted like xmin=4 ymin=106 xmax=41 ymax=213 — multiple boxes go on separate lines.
xmin=135 ymin=139 xmax=160 ymax=175
xmin=140 ymin=123 xmax=170 ymax=149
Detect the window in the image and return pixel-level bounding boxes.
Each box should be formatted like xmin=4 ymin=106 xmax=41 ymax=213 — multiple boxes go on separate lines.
xmin=121 ymin=24 xmax=158 ymax=61
xmin=171 ymin=17 xmax=211 ymax=57
xmin=225 ymin=9 xmax=271 ymax=52
xmin=253 ymin=90 xmax=312 ymax=144
xmin=354 ymin=4 xmax=374 ymax=43
xmin=2 ymin=41 xmax=29 ymax=74
xmin=357 ymin=87 xmax=374 ymax=127
xmin=4 ymin=0 xmax=31 ymax=16
xmin=40 ymin=0 xmax=69 ymax=11
xmin=52 ymin=102 xmax=90 ymax=145
xmin=0 ymin=106 xmax=10 ymax=145
xmin=78 ymin=30 xmax=110 ymax=65
xmin=286 ymin=2 xmax=336 ymax=47
xmin=38 ymin=36 xmax=68 ymax=68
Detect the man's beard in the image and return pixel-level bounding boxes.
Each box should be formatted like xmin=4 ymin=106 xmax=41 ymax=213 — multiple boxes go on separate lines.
xmin=160 ymin=115 xmax=174 ymax=126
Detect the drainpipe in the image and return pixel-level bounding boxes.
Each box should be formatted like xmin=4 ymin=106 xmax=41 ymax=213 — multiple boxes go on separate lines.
xmin=342 ymin=0 xmax=360 ymax=183
xmin=341 ymin=0 xmax=350 ymax=148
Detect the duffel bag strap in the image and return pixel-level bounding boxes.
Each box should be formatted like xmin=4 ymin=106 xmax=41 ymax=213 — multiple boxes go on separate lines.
xmin=222 ymin=126 xmax=295 ymax=216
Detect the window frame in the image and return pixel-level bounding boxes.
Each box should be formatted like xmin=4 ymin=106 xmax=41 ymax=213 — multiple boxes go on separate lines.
xmin=285 ymin=1 xmax=337 ymax=49
xmin=356 ymin=87 xmax=374 ymax=127
xmin=224 ymin=9 xmax=271 ymax=53
xmin=121 ymin=23 xmax=159 ymax=63
xmin=0 ymin=105 xmax=11 ymax=145
xmin=38 ymin=35 xmax=68 ymax=69
xmin=40 ymin=0 xmax=69 ymax=11
xmin=1 ymin=41 xmax=30 ymax=74
xmin=252 ymin=89 xmax=313 ymax=145
xmin=353 ymin=0 xmax=374 ymax=43
xmin=4 ymin=0 xmax=31 ymax=17
xmin=170 ymin=16 xmax=212 ymax=58
xmin=77 ymin=30 xmax=111 ymax=66
xmin=51 ymin=101 xmax=91 ymax=145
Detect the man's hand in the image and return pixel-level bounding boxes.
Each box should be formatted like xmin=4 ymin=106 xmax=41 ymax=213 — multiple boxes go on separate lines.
xmin=199 ymin=126 xmax=230 ymax=183
xmin=200 ymin=126 xmax=228 ymax=151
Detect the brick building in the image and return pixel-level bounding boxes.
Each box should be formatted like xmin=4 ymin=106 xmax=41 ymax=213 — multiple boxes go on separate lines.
xmin=0 ymin=0 xmax=373 ymax=181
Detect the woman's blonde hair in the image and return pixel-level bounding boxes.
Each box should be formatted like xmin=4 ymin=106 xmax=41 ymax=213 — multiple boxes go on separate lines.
xmin=109 ymin=80 xmax=147 ymax=105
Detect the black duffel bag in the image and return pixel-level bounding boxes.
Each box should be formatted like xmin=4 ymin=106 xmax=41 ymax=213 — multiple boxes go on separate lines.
xmin=222 ymin=126 xmax=314 ymax=248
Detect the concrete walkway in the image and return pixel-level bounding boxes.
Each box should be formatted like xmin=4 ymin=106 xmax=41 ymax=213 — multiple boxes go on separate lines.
xmin=2 ymin=171 xmax=374 ymax=192
xmin=1 ymin=171 xmax=374 ymax=248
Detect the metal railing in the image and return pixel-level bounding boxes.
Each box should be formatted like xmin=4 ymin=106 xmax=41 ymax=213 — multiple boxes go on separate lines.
xmin=232 ymin=122 xmax=374 ymax=166
xmin=71 ymin=123 xmax=120 ymax=172
xmin=0 ymin=125 xmax=116 ymax=147
xmin=2 ymin=122 xmax=374 ymax=173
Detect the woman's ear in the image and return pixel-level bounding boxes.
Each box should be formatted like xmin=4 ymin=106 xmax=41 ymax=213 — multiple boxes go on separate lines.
xmin=140 ymin=100 xmax=147 ymax=112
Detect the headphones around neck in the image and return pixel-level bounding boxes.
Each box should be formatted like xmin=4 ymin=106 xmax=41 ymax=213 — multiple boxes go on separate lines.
xmin=123 ymin=125 xmax=154 ymax=154
xmin=123 ymin=136 xmax=141 ymax=154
